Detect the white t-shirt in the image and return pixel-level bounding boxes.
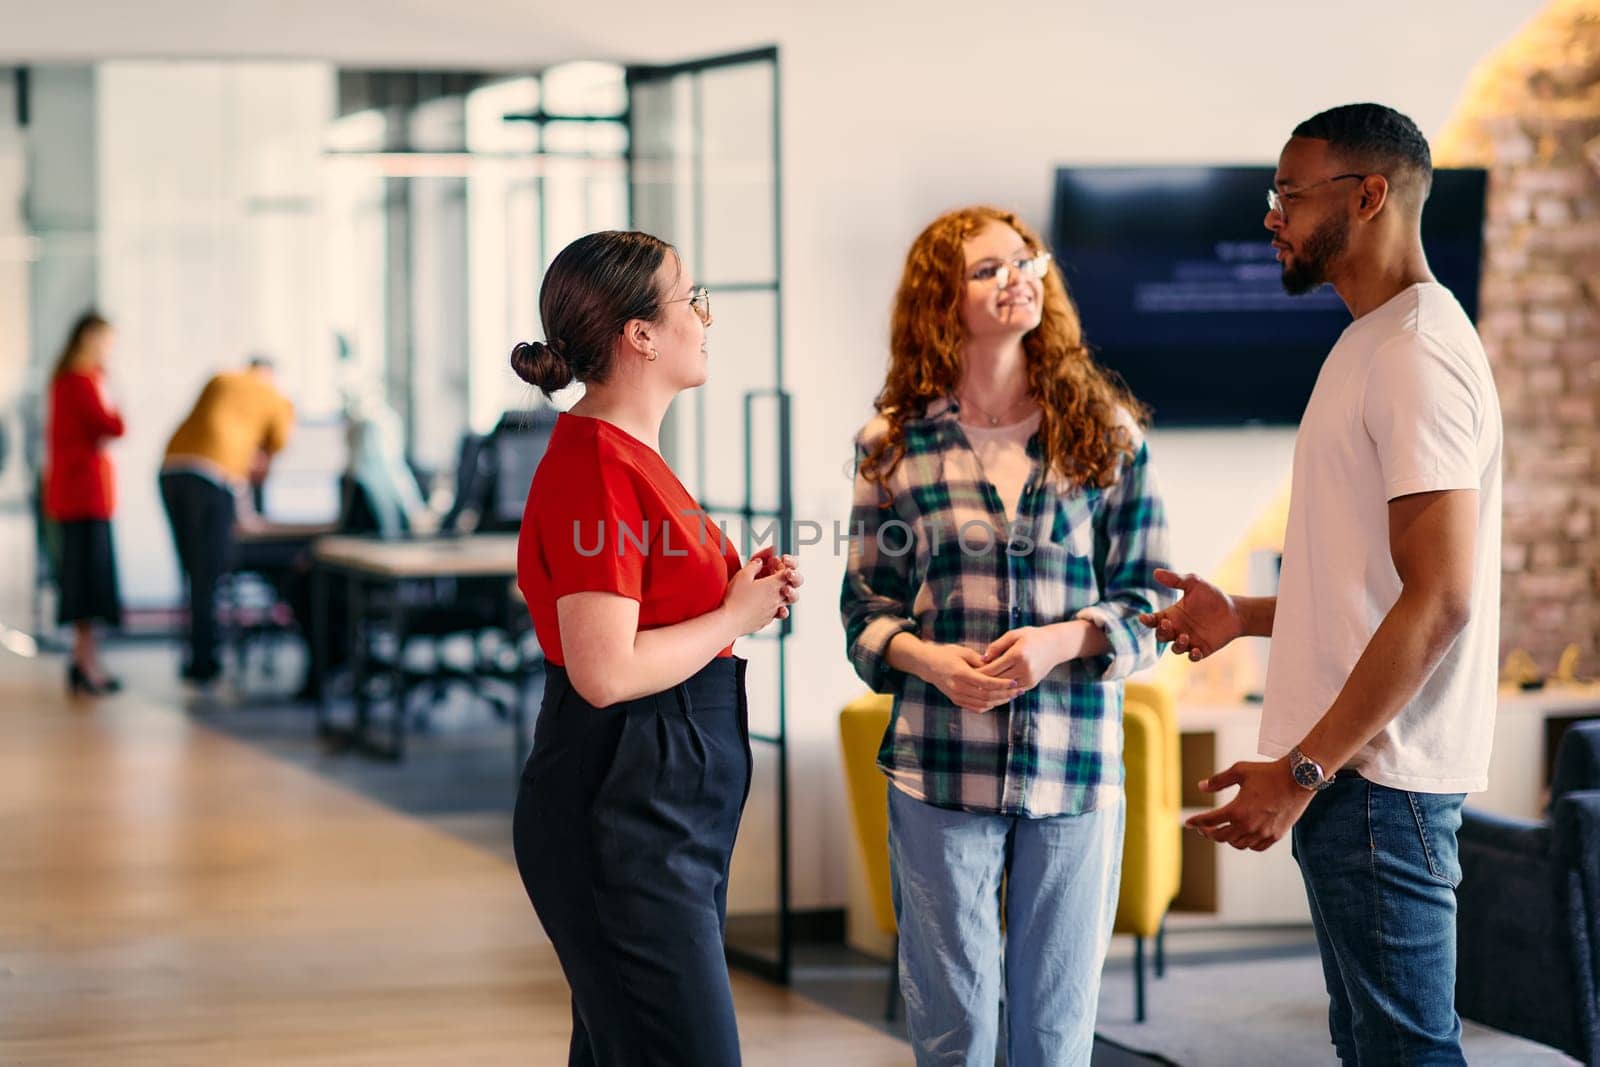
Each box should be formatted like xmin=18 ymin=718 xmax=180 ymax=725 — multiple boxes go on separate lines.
xmin=1259 ymin=282 xmax=1502 ymax=793
xmin=960 ymin=411 xmax=1040 ymax=523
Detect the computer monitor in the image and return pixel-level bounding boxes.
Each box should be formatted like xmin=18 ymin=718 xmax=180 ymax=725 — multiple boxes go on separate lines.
xmin=260 ymin=418 xmax=345 ymax=523
xmin=491 ymin=409 xmax=557 ymax=528
xmin=439 ymin=433 xmax=490 ymax=534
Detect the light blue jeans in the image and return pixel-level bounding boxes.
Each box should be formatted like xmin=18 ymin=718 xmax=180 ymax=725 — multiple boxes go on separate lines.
xmin=887 ymin=785 xmax=1124 ymax=1067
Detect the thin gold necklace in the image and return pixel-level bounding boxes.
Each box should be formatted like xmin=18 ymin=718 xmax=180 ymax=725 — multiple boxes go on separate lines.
xmin=958 ymin=392 xmax=1035 ymax=427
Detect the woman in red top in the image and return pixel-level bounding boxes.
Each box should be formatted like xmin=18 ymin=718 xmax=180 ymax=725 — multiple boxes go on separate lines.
xmin=44 ymin=311 xmax=126 ymax=696
xmin=510 ymin=231 xmax=802 ymax=1067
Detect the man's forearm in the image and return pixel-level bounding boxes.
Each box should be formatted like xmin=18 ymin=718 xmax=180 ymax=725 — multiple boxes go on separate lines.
xmin=1296 ymin=589 xmax=1468 ymax=773
xmin=1237 ymin=595 xmax=1276 ymax=638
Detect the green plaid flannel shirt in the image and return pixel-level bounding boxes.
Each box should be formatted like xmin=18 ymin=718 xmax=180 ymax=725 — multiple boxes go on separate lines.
xmin=840 ymin=398 xmax=1172 ymax=817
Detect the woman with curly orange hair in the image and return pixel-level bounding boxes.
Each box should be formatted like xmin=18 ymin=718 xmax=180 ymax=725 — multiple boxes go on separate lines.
xmin=840 ymin=206 xmax=1172 ymax=1065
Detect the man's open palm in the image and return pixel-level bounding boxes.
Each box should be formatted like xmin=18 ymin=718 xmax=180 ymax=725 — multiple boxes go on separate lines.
xmin=1138 ymin=568 xmax=1245 ymax=662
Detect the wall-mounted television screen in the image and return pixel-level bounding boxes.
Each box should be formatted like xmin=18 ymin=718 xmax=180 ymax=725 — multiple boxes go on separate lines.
xmin=1050 ymin=166 xmax=1488 ymax=426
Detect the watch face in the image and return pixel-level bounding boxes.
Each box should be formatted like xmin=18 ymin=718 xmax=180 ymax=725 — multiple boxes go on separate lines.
xmin=1293 ymin=760 xmax=1321 ymax=789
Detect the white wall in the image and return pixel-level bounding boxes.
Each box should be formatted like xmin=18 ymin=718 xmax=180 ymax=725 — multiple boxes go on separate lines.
xmin=24 ymin=67 xmax=97 ymax=399
xmin=766 ymin=1 xmax=1543 ymax=912
xmin=0 ymin=75 xmax=35 ymax=627
xmin=0 ymin=0 xmax=1547 ymax=909
xmin=0 ymin=74 xmax=30 ymax=482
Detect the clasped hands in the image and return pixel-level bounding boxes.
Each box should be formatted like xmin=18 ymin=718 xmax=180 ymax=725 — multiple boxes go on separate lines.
xmin=752 ymin=547 xmax=803 ymax=621
xmin=925 ymin=622 xmax=1096 ymax=713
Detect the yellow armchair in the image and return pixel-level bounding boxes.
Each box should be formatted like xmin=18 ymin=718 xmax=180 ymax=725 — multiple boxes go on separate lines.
xmin=1115 ymin=680 xmax=1183 ymax=1022
xmin=839 ymin=693 xmax=899 ymax=1019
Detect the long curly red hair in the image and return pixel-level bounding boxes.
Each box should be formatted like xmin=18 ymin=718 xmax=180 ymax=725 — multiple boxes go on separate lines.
xmin=861 ymin=205 xmax=1145 ymax=492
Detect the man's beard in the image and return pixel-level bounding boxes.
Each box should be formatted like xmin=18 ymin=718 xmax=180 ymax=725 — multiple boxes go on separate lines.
xmin=1281 ymin=213 xmax=1349 ymax=295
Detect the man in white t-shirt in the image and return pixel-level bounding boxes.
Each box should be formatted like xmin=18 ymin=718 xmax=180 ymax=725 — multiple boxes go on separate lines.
xmin=1140 ymin=104 xmax=1501 ymax=1065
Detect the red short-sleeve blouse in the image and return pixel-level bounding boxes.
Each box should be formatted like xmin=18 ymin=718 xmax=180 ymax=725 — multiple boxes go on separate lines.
xmin=517 ymin=413 xmax=742 ymax=667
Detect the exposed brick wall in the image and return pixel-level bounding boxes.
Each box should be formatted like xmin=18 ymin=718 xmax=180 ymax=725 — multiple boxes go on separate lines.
xmin=1439 ymin=0 xmax=1600 ymax=677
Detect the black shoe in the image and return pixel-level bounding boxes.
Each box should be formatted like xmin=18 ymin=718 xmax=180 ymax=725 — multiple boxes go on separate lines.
xmin=181 ymin=663 xmax=221 ymax=684
xmin=67 ymin=662 xmax=111 ymax=697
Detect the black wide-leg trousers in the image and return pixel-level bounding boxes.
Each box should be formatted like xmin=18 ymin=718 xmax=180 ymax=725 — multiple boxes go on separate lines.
xmin=513 ymin=656 xmax=753 ymax=1067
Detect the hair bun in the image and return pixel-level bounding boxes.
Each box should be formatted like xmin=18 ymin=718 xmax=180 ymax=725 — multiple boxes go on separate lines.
xmin=512 ymin=339 xmax=564 ymax=362
xmin=510 ymin=339 xmax=575 ymax=394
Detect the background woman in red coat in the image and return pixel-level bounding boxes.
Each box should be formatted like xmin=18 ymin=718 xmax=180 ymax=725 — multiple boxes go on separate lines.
xmin=44 ymin=311 xmax=125 ymax=696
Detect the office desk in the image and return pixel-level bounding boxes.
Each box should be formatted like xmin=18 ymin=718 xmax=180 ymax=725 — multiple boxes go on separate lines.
xmin=310 ymin=534 xmax=538 ymax=760
xmin=225 ymin=524 xmax=337 ymax=680
xmin=232 ymin=524 xmax=338 ymax=575
xmin=238 ymin=522 xmax=341 ymax=542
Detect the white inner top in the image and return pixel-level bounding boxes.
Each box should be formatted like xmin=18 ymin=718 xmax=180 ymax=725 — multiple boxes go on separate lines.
xmin=960 ymin=410 xmax=1041 ymax=524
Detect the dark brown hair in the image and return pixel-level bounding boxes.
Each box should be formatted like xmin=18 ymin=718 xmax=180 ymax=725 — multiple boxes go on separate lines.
xmin=511 ymin=230 xmax=678 ymax=396
xmin=1293 ymin=103 xmax=1433 ymax=205
xmin=861 ymin=205 xmax=1144 ymax=493
xmin=50 ymin=311 xmax=111 ymax=381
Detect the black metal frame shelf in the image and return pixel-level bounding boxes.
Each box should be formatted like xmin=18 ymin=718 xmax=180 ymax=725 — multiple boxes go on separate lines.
xmin=626 ymin=45 xmax=793 ymax=984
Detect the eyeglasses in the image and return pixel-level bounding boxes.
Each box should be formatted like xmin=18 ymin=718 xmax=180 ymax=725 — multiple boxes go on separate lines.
xmin=1266 ymin=174 xmax=1366 ymax=220
xmin=664 ymin=286 xmax=713 ymax=326
xmin=967 ymin=251 xmax=1052 ymax=290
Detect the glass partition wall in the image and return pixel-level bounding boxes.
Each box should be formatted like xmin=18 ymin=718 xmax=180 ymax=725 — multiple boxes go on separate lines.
xmin=14 ymin=62 xmax=631 ymax=610
xmin=10 ymin=51 xmax=794 ymax=983
xmin=629 ymin=48 xmax=791 ymax=982
xmin=326 ymin=67 xmax=630 ymax=480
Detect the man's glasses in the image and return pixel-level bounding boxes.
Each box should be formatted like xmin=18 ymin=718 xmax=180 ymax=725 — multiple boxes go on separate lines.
xmin=664 ymin=286 xmax=713 ymax=326
xmin=1266 ymin=174 xmax=1366 ymax=221
xmin=968 ymin=251 xmax=1052 ymax=290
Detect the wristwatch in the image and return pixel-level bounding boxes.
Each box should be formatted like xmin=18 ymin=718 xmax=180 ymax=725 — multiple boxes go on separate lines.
xmin=1288 ymin=746 xmax=1335 ymax=792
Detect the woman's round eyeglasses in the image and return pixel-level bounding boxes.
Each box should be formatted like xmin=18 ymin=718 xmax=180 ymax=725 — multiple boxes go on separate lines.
xmin=968 ymin=252 xmax=1052 ymax=290
xmin=664 ymin=286 xmax=713 ymax=326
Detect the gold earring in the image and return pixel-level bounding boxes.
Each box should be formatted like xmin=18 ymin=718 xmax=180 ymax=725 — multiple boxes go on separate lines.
xmin=647 ymin=348 xmax=659 ymax=362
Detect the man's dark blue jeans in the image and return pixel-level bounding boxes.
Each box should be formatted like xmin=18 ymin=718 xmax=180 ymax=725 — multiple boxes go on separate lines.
xmin=1292 ymin=772 xmax=1468 ymax=1066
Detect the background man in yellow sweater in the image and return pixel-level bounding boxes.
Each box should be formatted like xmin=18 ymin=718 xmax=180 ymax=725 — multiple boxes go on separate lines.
xmin=158 ymin=356 xmax=294 ymax=684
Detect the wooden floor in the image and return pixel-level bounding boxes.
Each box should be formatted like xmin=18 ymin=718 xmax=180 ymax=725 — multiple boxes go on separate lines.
xmin=0 ymin=653 xmax=909 ymax=1065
